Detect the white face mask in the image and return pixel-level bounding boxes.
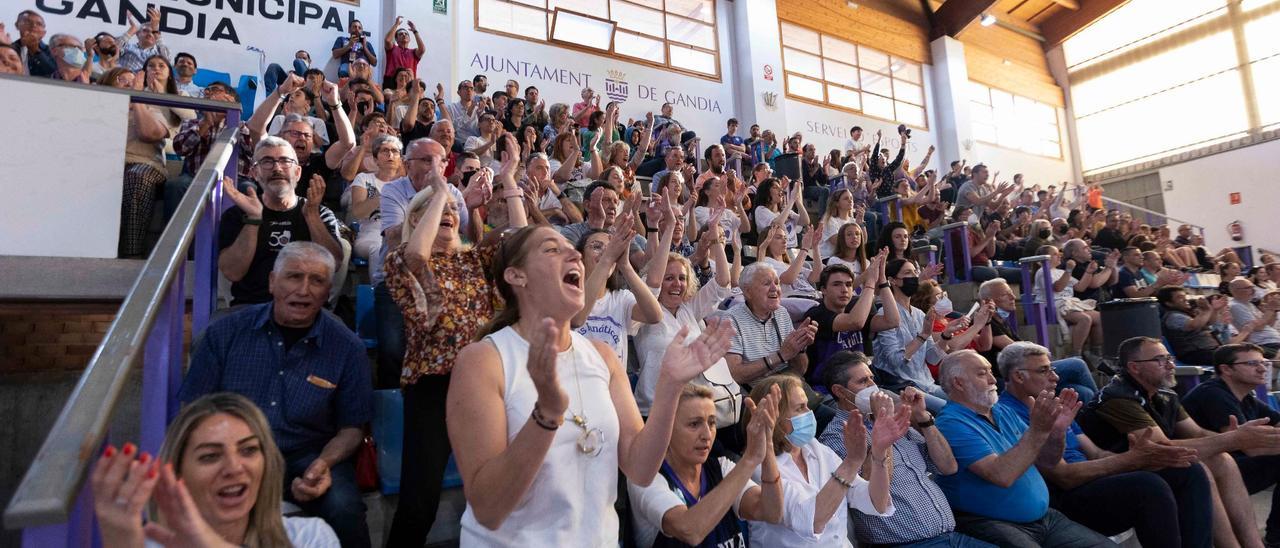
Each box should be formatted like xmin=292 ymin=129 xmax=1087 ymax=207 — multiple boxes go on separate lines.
xmin=853 ymin=384 xmax=899 ymax=415
xmin=934 ymin=294 xmax=954 ymax=316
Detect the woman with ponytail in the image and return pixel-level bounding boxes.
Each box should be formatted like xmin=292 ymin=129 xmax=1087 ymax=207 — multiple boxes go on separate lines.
xmin=447 ymin=219 xmax=739 ymax=545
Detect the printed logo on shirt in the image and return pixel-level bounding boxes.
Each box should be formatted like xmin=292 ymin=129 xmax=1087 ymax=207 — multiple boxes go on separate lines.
xmin=267 ymin=230 xmax=292 ymax=249
xmin=578 ymin=315 xmax=625 ymax=347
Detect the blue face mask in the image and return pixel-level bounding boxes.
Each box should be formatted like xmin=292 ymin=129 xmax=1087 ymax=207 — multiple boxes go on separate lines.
xmin=995 ymin=308 xmax=1012 ymax=320
xmin=61 ymin=47 xmax=86 ymax=67
xmin=787 ymin=410 xmax=817 ymax=447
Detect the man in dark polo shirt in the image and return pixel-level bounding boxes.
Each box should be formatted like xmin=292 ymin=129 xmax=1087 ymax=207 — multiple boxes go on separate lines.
xmin=1080 ymin=336 xmax=1280 ymax=547
xmin=1183 ymin=343 xmax=1280 ymax=546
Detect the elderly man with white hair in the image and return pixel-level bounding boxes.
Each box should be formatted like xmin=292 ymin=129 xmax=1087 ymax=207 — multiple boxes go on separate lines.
xmin=995 ymin=341 xmax=1209 ymax=547
xmin=724 ymin=263 xmax=818 ymax=389
xmin=181 ymin=241 xmax=374 ymax=548
xmin=218 ymin=136 xmax=343 ymax=307
xmin=46 ymin=33 xmax=89 ymax=83
xmin=933 ymin=350 xmax=1114 ymax=547
xmin=976 ymin=278 xmax=1098 ymax=401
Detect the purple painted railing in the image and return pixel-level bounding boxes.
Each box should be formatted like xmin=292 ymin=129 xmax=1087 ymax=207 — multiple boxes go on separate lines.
xmin=1017 ymin=255 xmax=1058 ymax=349
xmin=939 ymin=222 xmax=972 ymax=284
xmin=874 ymin=194 xmax=903 ymax=225
xmin=3 ymin=78 xmax=240 ymax=547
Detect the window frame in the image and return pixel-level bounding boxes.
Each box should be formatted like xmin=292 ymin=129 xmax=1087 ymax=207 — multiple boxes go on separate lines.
xmin=969 ymin=81 xmax=1064 ymax=159
xmin=474 ymin=0 xmax=723 ymax=81
xmin=777 ymin=20 xmax=929 ymax=130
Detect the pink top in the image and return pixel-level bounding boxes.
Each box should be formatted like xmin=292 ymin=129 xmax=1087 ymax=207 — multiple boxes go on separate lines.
xmin=384 ymin=45 xmax=422 ymax=78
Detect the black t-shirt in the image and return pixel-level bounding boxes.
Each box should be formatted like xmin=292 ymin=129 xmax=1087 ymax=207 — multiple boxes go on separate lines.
xmin=218 ymin=198 xmax=341 ymax=306
xmin=1094 ymin=227 xmax=1127 ymax=251
xmin=980 ymin=313 xmax=1017 ymax=374
xmin=276 ymin=321 xmax=311 ymax=351
xmin=1066 ymin=258 xmax=1102 ymax=301
xmin=802 ymin=303 xmax=864 ymax=391
xmin=1183 ymin=377 xmax=1280 ymax=434
xmin=296 ymin=152 xmax=344 ymax=213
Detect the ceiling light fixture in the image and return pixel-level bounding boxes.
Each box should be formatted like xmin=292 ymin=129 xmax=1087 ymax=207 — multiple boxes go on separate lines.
xmin=980 ymin=13 xmax=997 ymax=26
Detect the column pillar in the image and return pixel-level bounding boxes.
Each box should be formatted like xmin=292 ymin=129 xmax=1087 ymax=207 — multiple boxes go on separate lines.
xmin=928 ymin=36 xmax=973 ymax=167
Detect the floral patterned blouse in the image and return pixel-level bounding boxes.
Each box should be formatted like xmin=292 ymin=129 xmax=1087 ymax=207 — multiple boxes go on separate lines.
xmin=383 ymin=242 xmax=500 ymax=385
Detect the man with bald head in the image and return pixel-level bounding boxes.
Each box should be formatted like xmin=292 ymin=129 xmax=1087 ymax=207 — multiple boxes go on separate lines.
xmin=933 ymin=350 xmax=1110 ymax=547
xmin=1227 ymin=277 xmax=1280 ymax=357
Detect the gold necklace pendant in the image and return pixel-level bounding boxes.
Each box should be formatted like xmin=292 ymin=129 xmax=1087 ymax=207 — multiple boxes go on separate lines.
xmin=572 ymin=414 xmax=587 ymax=427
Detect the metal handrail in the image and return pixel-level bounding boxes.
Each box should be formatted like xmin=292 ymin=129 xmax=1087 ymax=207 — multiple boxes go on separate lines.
xmin=1097 ymin=195 xmax=1205 ymax=234
xmin=3 ymin=124 xmax=239 ymax=529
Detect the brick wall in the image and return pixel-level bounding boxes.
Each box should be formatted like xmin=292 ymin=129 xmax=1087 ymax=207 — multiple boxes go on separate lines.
xmin=0 ymin=302 xmax=192 ymax=377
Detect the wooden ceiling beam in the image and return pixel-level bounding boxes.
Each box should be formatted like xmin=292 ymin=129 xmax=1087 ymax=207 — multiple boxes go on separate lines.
xmin=929 ymin=0 xmax=999 ymax=40
xmin=1050 ymin=0 xmax=1080 ymax=10
xmin=1040 ymin=0 xmax=1128 ymax=50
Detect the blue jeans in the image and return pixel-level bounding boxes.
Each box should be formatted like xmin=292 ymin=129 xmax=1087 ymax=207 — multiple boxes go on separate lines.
xmin=954 ymin=508 xmax=1117 ymax=548
xmin=1052 ymin=357 xmax=1097 ymax=403
xmin=373 ymin=282 xmax=406 ymax=389
xmin=874 ymin=531 xmax=996 ymax=547
xmin=283 ymin=450 xmax=369 ymax=548
xmin=264 ymin=60 xmax=310 ymax=94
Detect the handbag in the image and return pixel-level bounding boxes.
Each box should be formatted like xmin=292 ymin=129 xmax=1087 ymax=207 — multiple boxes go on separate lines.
xmin=355 ymin=431 xmax=379 ymax=492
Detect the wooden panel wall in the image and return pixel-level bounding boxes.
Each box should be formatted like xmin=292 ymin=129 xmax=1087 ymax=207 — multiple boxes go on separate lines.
xmin=775 ymin=0 xmax=933 ymax=65
xmin=960 ymin=23 xmax=1065 ymax=106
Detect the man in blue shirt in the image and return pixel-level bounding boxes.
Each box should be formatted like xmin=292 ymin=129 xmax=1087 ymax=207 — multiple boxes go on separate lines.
xmin=181 ymin=241 xmax=373 ymax=548
xmin=996 ymin=341 xmax=1210 ymax=547
xmin=934 ymin=350 xmax=1112 ymax=547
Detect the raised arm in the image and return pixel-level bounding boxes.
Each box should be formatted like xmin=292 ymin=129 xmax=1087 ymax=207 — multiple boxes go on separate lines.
xmin=247 ymin=75 xmax=298 ymax=142
xmin=322 ymin=81 xmax=356 ymax=169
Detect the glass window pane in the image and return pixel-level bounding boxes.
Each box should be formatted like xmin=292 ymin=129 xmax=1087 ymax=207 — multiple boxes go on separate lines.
xmin=1041 ymin=140 xmax=1062 ymax=157
xmin=666 ymin=16 xmax=714 ymax=49
xmin=787 ymin=73 xmax=824 ymax=101
xmin=552 ymin=9 xmax=614 ymax=50
xmin=970 ymin=103 xmax=994 ymax=124
xmin=892 ymin=59 xmax=922 ymax=84
xmin=1071 ymin=31 xmax=1237 ymax=117
xmin=858 ymin=46 xmax=890 ymax=73
xmin=479 ymin=0 xmax=548 ymax=40
xmin=896 ymin=102 xmax=925 ymax=127
xmin=827 ymin=85 xmax=861 ymax=111
xmin=548 ymin=0 xmax=608 ymax=18
xmin=612 ymin=1 xmax=663 ymax=36
xmin=823 ymin=60 xmax=857 ymax=87
xmin=973 ymin=123 xmax=997 ymax=143
xmin=863 ymin=92 xmax=894 ymax=119
xmin=780 ymin=22 xmax=820 ymax=52
xmin=821 ymin=35 xmax=857 ymax=64
xmin=669 ymin=44 xmax=716 ymax=74
xmin=970 ymin=82 xmax=991 ymax=105
xmin=666 ymin=0 xmax=714 ymax=23
xmin=1064 ymin=0 xmax=1229 ymax=68
xmin=1244 ymin=10 xmax=1280 ymax=60
xmin=614 ymin=0 xmax=661 ymax=9
xmin=894 ymin=81 xmax=923 ymax=105
xmin=784 ymin=48 xmax=824 ymax=79
xmin=860 ymin=69 xmax=892 ymax=96
xmin=615 ymin=31 xmax=665 ymax=62
xmin=1250 ymin=55 xmax=1280 ymax=126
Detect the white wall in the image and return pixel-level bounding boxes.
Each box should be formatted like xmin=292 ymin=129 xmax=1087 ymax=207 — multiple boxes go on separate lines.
xmin=1159 ymin=139 xmax=1280 ymax=255
xmin=0 ymin=77 xmax=129 ymax=258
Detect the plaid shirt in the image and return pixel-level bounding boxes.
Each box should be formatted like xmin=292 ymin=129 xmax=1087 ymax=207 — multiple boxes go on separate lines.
xmin=173 ymin=117 xmax=253 ymax=180
xmin=178 ymin=303 xmax=373 ymax=456
xmin=819 ymin=408 xmax=957 ymax=544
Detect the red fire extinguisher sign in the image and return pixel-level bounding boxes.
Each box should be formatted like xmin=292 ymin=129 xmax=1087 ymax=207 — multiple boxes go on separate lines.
xmin=1230 ymin=192 xmax=1241 ymax=205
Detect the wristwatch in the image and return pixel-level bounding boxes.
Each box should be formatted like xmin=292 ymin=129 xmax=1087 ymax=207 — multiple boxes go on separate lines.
xmin=914 ymin=414 xmax=935 ymax=429
xmin=941 ymin=331 xmax=954 ymax=341
xmin=242 ymin=215 xmax=262 ymax=226
xmin=876 ymin=282 xmax=891 ymax=290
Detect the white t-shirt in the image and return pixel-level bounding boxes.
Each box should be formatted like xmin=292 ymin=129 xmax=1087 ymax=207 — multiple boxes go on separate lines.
xmin=268 ymin=115 xmax=330 ymax=146
xmin=694 ymin=206 xmax=742 ymax=241
xmin=760 ymin=256 xmax=817 ymax=295
xmin=1033 ymin=266 xmax=1076 ymax=307
xmin=634 ymin=281 xmax=741 ymax=425
xmin=824 ymin=255 xmax=864 ymax=279
xmin=145 ymin=517 xmax=338 ymax=547
xmin=754 ymin=207 xmax=799 ymax=248
xmin=627 ymin=457 xmax=754 ymax=548
xmin=464 ymin=135 xmax=495 ymax=166
xmin=576 ymin=289 xmax=638 ymax=367
xmin=819 ymin=216 xmax=853 ymax=257
xmin=342 ymin=171 xmax=395 ymax=221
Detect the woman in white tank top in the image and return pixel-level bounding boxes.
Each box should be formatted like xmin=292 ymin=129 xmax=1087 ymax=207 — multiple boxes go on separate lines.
xmin=447 ymin=225 xmax=738 ymax=546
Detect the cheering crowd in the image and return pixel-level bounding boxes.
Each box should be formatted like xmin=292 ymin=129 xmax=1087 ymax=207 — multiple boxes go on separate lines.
xmin=10 ymin=7 xmax=1280 ymax=548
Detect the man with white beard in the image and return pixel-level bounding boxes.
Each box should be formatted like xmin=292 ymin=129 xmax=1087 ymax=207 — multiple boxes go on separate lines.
xmin=933 ymin=350 xmax=1114 ymax=547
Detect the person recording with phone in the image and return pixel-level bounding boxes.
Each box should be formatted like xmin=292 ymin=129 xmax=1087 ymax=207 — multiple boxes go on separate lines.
xmin=331 ymin=19 xmax=377 ymax=78
xmin=1159 ymin=287 xmax=1251 ymax=366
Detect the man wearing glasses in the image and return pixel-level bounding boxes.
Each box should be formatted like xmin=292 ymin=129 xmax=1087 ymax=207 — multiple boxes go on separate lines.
xmin=217 ymin=136 xmax=344 ymax=307
xmin=1184 ymin=343 xmax=1280 ymax=547
xmin=996 ymin=341 xmax=1208 ymax=547
xmin=1080 ymin=336 xmax=1280 ymax=548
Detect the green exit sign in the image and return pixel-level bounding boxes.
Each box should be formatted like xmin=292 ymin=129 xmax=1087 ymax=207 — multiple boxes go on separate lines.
xmin=433 ymin=0 xmax=447 ymax=14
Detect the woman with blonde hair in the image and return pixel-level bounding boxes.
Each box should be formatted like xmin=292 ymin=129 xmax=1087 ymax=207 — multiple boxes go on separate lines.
xmin=91 ymin=393 xmax=338 ymax=547
xmin=818 ymin=188 xmax=857 ymax=257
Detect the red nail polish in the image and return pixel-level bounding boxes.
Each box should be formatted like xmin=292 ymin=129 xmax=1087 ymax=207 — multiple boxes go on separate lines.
xmin=103 ymin=445 xmax=115 ymax=458
xmin=147 ymin=464 xmax=159 ymax=479
xmin=122 ymin=443 xmax=135 ymax=456
xmin=138 ymin=452 xmax=150 ymax=465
